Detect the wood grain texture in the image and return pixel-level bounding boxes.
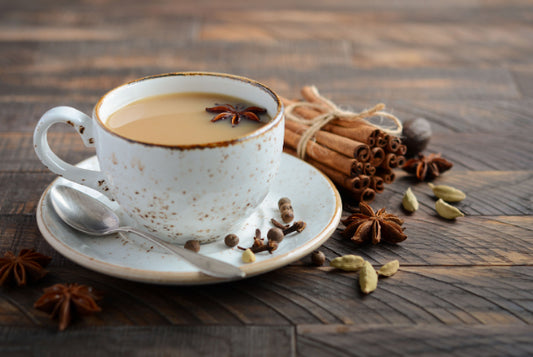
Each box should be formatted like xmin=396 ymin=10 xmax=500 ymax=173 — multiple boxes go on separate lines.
xmin=0 ymin=325 xmax=295 ymax=356
xmin=297 ymin=324 xmax=533 ymax=357
xmin=1 ymin=0 xmax=533 ymax=355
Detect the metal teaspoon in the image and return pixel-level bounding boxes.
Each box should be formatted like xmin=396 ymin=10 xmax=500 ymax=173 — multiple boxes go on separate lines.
xmin=49 ymin=184 xmax=245 ymax=279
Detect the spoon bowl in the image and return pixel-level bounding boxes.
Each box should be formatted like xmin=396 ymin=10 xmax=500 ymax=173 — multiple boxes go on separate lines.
xmin=49 ymin=185 xmax=245 ymax=279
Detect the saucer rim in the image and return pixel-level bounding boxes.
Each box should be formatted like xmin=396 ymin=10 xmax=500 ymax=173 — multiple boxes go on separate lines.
xmin=36 ymin=153 xmax=342 ymax=285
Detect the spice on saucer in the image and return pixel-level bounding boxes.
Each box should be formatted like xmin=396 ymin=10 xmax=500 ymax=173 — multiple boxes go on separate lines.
xmin=278 ymin=197 xmax=294 ymax=223
xmin=242 ymin=249 xmax=256 ymax=263
xmin=34 ymin=283 xmax=102 ymax=331
xmin=238 ymin=229 xmax=278 ymax=254
xmin=205 ymin=104 xmax=266 ymax=127
xmin=342 ymin=202 xmax=407 ymax=245
xmin=0 ymin=248 xmax=52 ymax=286
xmin=224 ymin=234 xmax=239 ymax=247
xmin=184 ymin=240 xmax=201 ymax=252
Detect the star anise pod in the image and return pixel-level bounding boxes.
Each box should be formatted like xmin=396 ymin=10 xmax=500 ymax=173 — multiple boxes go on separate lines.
xmin=206 ymin=103 xmax=266 ymax=127
xmin=402 ymin=153 xmax=453 ymax=181
xmin=34 ymin=283 xmax=102 ymax=331
xmin=0 ymin=249 xmax=52 ymax=286
xmin=342 ymin=202 xmax=407 ymax=245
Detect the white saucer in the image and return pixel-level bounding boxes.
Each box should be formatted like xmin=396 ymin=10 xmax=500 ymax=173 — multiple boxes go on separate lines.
xmin=36 ymin=153 xmax=342 ymax=285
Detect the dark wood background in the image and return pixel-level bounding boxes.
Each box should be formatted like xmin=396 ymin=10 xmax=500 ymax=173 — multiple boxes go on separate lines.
xmin=1 ymin=0 xmax=532 ymax=355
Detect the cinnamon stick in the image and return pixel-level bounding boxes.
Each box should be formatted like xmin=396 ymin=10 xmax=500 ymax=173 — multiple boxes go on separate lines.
xmin=376 ymin=168 xmax=396 ymax=184
xmin=380 ymin=153 xmax=398 ymax=170
xmin=395 ymin=144 xmax=407 ymax=156
xmin=284 ymin=128 xmax=360 ymax=177
xmin=321 ymin=123 xmax=379 ymax=147
xmin=370 ymin=147 xmax=385 ymax=167
xmin=363 ymin=162 xmax=376 ymax=176
xmin=386 ymin=135 xmax=401 ymax=152
xmin=306 ymin=158 xmax=371 ymax=191
xmin=370 ymin=176 xmax=385 ymax=193
xmin=285 ymin=120 xmax=371 ymax=162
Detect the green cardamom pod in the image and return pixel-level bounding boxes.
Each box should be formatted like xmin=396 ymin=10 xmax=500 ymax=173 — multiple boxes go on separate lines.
xmin=435 ymin=198 xmax=464 ymax=219
xmin=359 ymin=261 xmax=378 ymax=294
xmin=377 ymin=260 xmax=399 ymax=277
xmin=402 ymin=187 xmax=419 ymax=212
xmin=428 ymin=183 xmax=466 ymax=202
xmin=330 ymin=255 xmax=364 ymax=271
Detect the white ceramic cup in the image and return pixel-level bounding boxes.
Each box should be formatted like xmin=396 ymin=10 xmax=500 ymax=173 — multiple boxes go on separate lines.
xmin=34 ymin=72 xmax=284 ymax=244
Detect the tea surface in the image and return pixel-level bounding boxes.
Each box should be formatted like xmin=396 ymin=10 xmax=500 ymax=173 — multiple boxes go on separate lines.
xmin=106 ymin=92 xmax=269 ymax=145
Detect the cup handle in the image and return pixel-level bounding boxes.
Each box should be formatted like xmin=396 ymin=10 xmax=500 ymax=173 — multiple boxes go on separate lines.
xmin=33 ymin=106 xmax=112 ymax=198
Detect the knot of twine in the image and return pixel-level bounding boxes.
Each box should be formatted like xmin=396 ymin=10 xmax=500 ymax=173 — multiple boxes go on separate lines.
xmin=284 ymin=86 xmax=402 ymax=159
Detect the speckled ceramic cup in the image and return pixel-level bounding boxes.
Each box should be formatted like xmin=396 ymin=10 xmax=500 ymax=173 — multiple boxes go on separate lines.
xmin=34 ymin=72 xmax=284 ymax=244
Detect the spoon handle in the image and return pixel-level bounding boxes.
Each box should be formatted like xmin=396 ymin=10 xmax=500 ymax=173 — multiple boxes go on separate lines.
xmin=119 ymin=227 xmax=245 ymax=279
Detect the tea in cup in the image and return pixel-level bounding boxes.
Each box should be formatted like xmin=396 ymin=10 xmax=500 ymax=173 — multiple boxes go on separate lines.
xmin=34 ymin=72 xmax=284 ymax=244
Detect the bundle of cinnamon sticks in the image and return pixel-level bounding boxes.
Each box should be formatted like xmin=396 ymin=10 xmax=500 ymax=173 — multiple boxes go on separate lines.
xmin=281 ymin=86 xmax=405 ymax=203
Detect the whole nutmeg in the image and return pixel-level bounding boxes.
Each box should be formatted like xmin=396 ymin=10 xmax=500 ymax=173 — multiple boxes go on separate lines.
xmin=224 ymin=234 xmax=239 ymax=247
xmin=267 ymin=228 xmax=284 ymax=243
xmin=402 ymin=118 xmax=431 ymax=157
xmin=184 ymin=240 xmax=200 ymax=252
xmin=311 ymin=250 xmax=326 ymax=266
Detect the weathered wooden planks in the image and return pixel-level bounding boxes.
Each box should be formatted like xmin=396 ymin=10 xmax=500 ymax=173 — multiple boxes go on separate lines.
xmin=297 ymin=324 xmax=533 ymax=356
xmin=0 ymin=265 xmax=532 ymax=329
xmin=0 ymin=325 xmax=295 ymax=356
xmin=1 ymin=0 xmax=533 ymax=355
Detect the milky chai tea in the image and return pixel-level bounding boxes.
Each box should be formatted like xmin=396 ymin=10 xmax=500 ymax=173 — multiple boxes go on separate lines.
xmin=106 ymin=92 xmax=269 ymax=146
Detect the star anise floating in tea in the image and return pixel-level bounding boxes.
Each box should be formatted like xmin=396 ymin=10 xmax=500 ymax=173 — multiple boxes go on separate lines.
xmin=342 ymin=202 xmax=407 ymax=245
xmin=34 ymin=283 xmax=102 ymax=331
xmin=206 ymin=104 xmax=266 ymax=127
xmin=0 ymin=249 xmax=52 ymax=286
xmin=402 ymin=153 xmax=453 ymax=181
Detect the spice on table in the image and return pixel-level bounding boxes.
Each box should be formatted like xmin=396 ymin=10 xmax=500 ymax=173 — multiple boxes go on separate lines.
xmin=330 ymin=255 xmax=364 ymax=271
xmin=402 ymin=118 xmax=431 ymax=157
xmin=242 ymin=249 xmax=256 ymax=263
xmin=359 ymin=261 xmax=378 ymax=294
xmin=224 ymin=234 xmax=239 ymax=247
xmin=428 ymin=183 xmax=466 ymax=202
xmin=278 ymin=197 xmax=294 ymax=223
xmin=435 ymin=198 xmax=464 ymax=220
xmin=311 ymin=251 xmax=326 ymax=266
xmin=281 ymin=86 xmax=405 ymax=203
xmin=403 ymin=153 xmax=453 ymax=181
xmin=342 ymin=202 xmax=407 ymax=245
xmin=205 ymin=104 xmax=266 ymax=127
xmin=34 ymin=283 xmax=102 ymax=331
xmin=184 ymin=240 xmax=200 ymax=252
xmin=377 ymin=260 xmax=400 ymax=277
xmin=0 ymin=248 xmax=52 ymax=286
xmin=402 ymin=187 xmax=419 ymax=212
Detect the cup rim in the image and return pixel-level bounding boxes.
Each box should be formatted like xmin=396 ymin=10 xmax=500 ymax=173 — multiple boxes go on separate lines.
xmin=93 ymin=72 xmax=284 ymax=149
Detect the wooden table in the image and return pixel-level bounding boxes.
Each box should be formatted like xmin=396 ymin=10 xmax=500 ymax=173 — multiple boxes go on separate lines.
xmin=1 ymin=0 xmax=532 ymax=355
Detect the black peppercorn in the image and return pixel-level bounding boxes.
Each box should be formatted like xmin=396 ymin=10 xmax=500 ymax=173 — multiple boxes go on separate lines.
xmin=224 ymin=234 xmax=239 ymax=247
xmin=267 ymin=228 xmax=284 ymax=243
xmin=184 ymin=240 xmax=200 ymax=252
xmin=311 ymin=250 xmax=326 ymax=266
xmin=278 ymin=197 xmax=294 ymax=223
